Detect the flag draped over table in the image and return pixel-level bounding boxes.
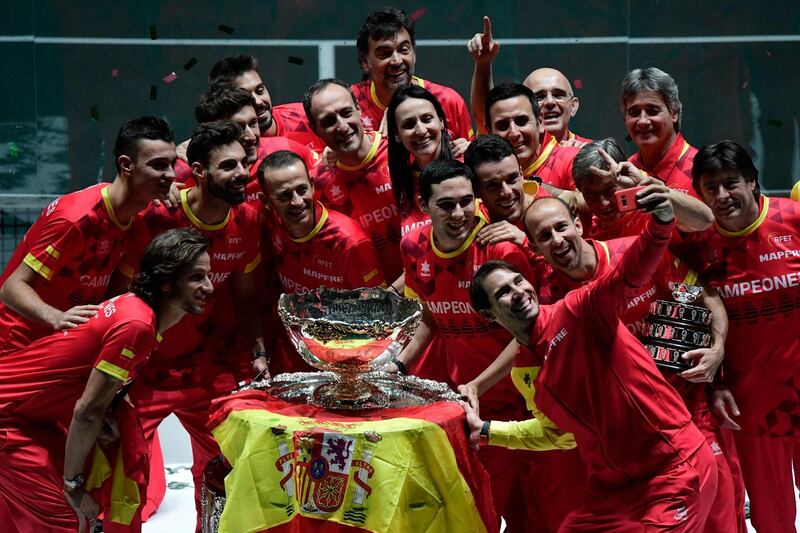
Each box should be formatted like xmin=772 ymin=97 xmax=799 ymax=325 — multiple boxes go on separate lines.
xmin=208 ymin=390 xmax=497 ymax=533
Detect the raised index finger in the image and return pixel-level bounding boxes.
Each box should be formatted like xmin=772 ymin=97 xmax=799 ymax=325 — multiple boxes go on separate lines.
xmin=482 ymin=16 xmax=492 ymax=41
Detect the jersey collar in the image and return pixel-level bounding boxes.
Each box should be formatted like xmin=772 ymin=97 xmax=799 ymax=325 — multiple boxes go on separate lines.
xmin=630 ymin=132 xmax=691 ymax=179
xmin=180 ymin=188 xmax=231 ymax=231
xmin=370 ymin=76 xmax=426 ymax=111
xmin=431 ymin=201 xmax=486 ymax=259
xmin=715 ymin=195 xmax=769 ymax=237
xmin=522 ymin=132 xmax=557 ymax=177
xmin=290 ymin=202 xmax=328 ymax=243
xmin=336 ymin=132 xmax=382 ymax=171
xmin=101 ymin=185 xmax=131 ymax=231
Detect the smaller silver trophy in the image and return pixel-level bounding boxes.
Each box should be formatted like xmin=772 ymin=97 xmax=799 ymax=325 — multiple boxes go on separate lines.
xmin=642 ymin=283 xmax=713 ymax=372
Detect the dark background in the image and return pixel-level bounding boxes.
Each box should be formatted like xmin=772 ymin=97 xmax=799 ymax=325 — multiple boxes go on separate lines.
xmin=1 ymin=0 xmax=799 ymax=263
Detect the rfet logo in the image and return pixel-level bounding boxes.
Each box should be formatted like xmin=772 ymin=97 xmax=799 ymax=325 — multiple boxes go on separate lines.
xmin=419 ymin=259 xmax=432 ymax=280
xmin=97 ymin=238 xmax=111 ymax=256
xmin=378 ymin=162 xmax=390 ymax=180
xmin=228 ymin=236 xmax=243 ymax=246
xmin=768 ymin=232 xmax=793 ymax=247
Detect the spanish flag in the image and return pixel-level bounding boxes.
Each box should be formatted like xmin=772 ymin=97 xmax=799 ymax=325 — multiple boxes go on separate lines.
xmin=208 ymin=390 xmax=497 ymax=533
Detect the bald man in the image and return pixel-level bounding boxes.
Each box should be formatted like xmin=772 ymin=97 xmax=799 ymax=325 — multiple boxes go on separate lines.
xmin=466 ymin=17 xmax=590 ymax=142
xmin=523 ymin=68 xmax=591 ymax=144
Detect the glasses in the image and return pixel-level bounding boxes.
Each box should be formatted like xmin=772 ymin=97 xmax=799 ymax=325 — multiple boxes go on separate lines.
xmin=534 ymin=90 xmax=573 ymax=104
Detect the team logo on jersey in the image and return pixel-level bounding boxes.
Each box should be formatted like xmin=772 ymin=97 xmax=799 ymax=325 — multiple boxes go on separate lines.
xmin=97 ymin=238 xmax=111 ymax=256
xmin=228 ymin=236 xmax=243 ymax=246
xmin=273 ymin=234 xmax=285 ymax=253
xmin=46 ymin=198 xmax=60 ymax=216
xmin=419 ymin=260 xmax=432 ymax=279
xmin=378 ymin=162 xmax=390 ymax=180
xmin=329 ymin=184 xmax=345 ymax=204
xmin=768 ymin=232 xmax=793 ymax=247
xmin=362 ymin=116 xmax=374 ymax=131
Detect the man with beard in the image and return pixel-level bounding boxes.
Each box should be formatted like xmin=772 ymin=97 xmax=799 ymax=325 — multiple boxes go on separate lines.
xmin=209 ymin=54 xmax=325 ymax=155
xmin=391 ymin=159 xmax=572 ymax=532
xmin=114 ymin=121 xmax=263 ymax=528
xmin=258 ymin=150 xmax=385 ymax=373
xmin=465 ymin=192 xmax=718 ymax=531
xmin=352 ymin=7 xmax=473 ymax=141
xmin=0 ymin=117 xmax=177 ymax=356
xmin=303 ymin=78 xmax=403 ymax=283
xmin=485 ymin=83 xmax=579 ymax=192
xmin=174 ymin=85 xmax=317 ymax=207
xmin=0 ymin=228 xmax=212 ymax=533
xmin=466 ymin=17 xmax=591 ymax=144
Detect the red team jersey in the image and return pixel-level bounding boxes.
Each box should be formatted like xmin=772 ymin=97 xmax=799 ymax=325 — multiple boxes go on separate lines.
xmin=351 ymin=76 xmax=475 ymax=141
xmin=119 ymin=189 xmax=261 ymax=386
xmin=527 ymin=219 xmax=705 ymax=488
xmin=312 ymin=133 xmax=403 ymax=280
xmin=270 ymin=202 xmax=385 ymax=294
xmin=629 ymin=133 xmax=697 ymax=196
xmin=566 ymin=130 xmax=592 ymax=144
xmin=0 ymin=184 xmax=131 ymax=354
xmin=0 ymin=293 xmax=157 ymax=425
xmin=402 ymin=210 xmax=532 ymax=418
xmin=272 ymin=102 xmax=326 ymax=155
xmin=175 ymin=135 xmax=317 ymax=208
xmin=676 ymin=196 xmax=800 ymax=437
xmin=522 ymin=132 xmax=578 ymax=190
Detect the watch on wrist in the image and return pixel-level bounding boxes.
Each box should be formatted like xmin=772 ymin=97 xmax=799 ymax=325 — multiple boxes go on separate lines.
xmin=393 ymin=358 xmax=408 ymax=375
xmin=252 ymin=350 xmax=269 ymax=362
xmin=479 ymin=420 xmax=491 ymax=446
xmin=63 ymin=474 xmax=85 ymax=492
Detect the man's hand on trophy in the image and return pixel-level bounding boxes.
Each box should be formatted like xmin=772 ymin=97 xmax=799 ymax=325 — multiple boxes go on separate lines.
xmin=252 ymin=351 xmax=271 ymax=380
xmin=679 ymin=346 xmax=724 ymax=383
xmin=459 ymin=400 xmax=484 ymax=452
xmin=710 ymin=384 xmax=742 ymax=431
xmin=457 ymin=382 xmax=481 ymax=418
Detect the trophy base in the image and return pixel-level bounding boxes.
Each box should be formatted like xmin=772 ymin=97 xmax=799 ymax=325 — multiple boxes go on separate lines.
xmin=645 ymin=343 xmax=693 ymax=372
xmin=311 ymin=379 xmax=389 ymax=410
xmin=245 ymin=371 xmax=461 ymax=410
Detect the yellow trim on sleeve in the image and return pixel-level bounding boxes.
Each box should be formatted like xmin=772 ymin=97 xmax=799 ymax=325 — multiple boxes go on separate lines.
xmin=96 ymin=360 xmax=130 ymax=382
xmin=180 ymin=188 xmax=231 ymax=231
xmin=244 ymin=253 xmax=262 ymax=273
xmin=336 ymin=133 xmax=382 ymax=171
xmin=290 ymin=203 xmax=328 ymax=243
xmin=120 ymin=347 xmax=136 ymax=360
xmin=23 ymin=253 xmax=54 ymax=280
xmin=715 ymin=195 xmax=769 ymax=237
xmin=45 ymin=244 xmax=60 ymax=259
xmin=683 ymin=270 xmax=698 ymax=286
xmin=404 ymin=285 xmax=420 ymax=300
xmin=522 ymin=135 xmax=558 ymax=177
xmin=118 ymin=262 xmax=135 ymax=280
xmin=431 ymin=203 xmax=486 ymax=259
xmin=363 ymin=268 xmax=379 ymax=283
xmin=102 ymin=185 xmax=132 ymax=231
xmin=597 ymin=240 xmax=611 ymax=264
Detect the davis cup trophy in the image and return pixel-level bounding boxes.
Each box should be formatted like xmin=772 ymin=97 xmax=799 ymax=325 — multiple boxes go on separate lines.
xmin=267 ymin=286 xmax=459 ymax=408
xmin=642 ymin=282 xmax=713 ymax=371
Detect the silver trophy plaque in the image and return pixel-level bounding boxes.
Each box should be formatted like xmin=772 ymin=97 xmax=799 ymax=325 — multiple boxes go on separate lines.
xmin=642 ymin=283 xmax=713 ymax=372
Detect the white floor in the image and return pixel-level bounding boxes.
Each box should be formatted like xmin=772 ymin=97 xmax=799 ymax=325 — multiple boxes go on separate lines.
xmin=142 ymin=418 xmax=799 ymax=532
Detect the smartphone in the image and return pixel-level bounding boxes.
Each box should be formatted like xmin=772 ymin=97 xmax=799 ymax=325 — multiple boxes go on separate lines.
xmin=614 ymin=186 xmax=645 ymax=212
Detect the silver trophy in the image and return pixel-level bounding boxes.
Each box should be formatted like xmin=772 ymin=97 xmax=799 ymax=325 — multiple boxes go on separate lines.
xmin=642 ymin=283 xmax=712 ymax=372
xmin=259 ymin=287 xmax=460 ymax=410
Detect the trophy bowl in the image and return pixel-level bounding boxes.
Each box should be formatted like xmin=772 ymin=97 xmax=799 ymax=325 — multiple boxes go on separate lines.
xmin=277 ymin=287 xmax=424 ymax=409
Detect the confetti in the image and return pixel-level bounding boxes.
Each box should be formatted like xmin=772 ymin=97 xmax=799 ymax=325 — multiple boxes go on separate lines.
xmin=288 ymin=56 xmax=304 ymax=65
xmin=741 ymin=81 xmax=749 ymax=89
xmin=410 ymin=8 xmax=426 ymax=20
xmin=218 ymin=24 xmax=234 ymax=34
xmin=149 ymin=85 xmax=157 ymax=101
xmin=8 ymin=142 xmax=18 ymax=158
xmin=183 ymin=57 xmax=198 ymax=71
xmin=163 ymin=71 xmax=177 ymax=84
xmin=111 ymin=68 xmax=119 ymax=77
xmin=149 ymin=25 xmax=158 ymax=40
xmin=766 ymin=50 xmax=772 ymax=58
xmin=573 ymin=79 xmax=583 ymax=90
xmin=767 ymin=118 xmax=783 ymax=128
xmin=90 ymin=105 xmax=99 ymax=121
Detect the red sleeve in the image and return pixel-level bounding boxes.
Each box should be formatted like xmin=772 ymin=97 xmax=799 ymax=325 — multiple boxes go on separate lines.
xmin=22 ymin=218 xmax=83 ymax=281
xmin=345 ymin=238 xmax=385 ymax=288
xmin=448 ymin=94 xmax=475 ymax=141
xmin=287 ymin=138 xmax=319 ymax=170
xmin=118 ymin=218 xmax=156 ymax=279
xmin=590 ymin=217 xmax=675 ymax=318
xmin=174 ymin=159 xmax=195 ymax=186
xmin=94 ymin=315 xmax=157 ymax=383
xmin=400 ymin=235 xmax=422 ymax=299
xmin=493 ymin=242 xmax=536 ymax=284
